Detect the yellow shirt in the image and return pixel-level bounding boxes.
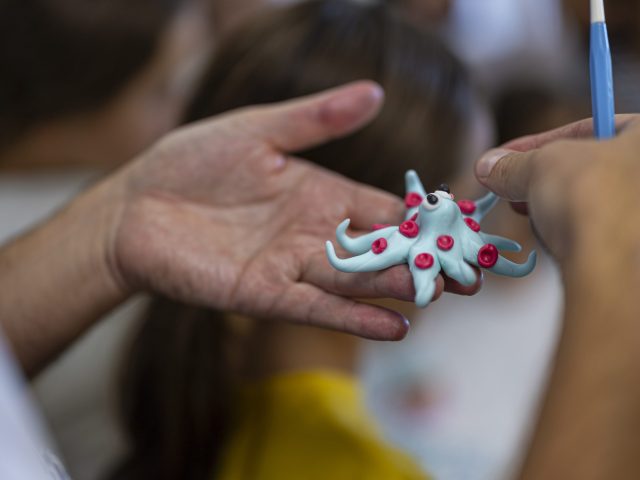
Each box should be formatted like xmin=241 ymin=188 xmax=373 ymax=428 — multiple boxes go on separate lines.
xmin=216 ymin=371 xmax=430 ymax=480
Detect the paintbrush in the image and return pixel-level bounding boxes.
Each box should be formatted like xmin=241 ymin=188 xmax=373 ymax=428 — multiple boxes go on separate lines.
xmin=590 ymin=0 xmax=616 ymax=139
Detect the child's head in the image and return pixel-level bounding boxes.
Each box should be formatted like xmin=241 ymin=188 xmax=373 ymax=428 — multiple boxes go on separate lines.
xmin=186 ymin=0 xmax=482 ymax=196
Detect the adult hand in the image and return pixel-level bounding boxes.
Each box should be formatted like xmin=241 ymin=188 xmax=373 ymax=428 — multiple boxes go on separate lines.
xmin=106 ymin=82 xmax=479 ymax=340
xmin=0 ymin=82 xmax=480 ymax=375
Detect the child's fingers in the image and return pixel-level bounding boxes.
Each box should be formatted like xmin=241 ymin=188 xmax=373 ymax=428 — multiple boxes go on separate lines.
xmin=502 ymin=114 xmax=638 ymax=152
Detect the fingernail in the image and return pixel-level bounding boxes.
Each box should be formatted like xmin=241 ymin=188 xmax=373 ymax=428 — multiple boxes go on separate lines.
xmin=392 ymin=313 xmax=410 ymax=340
xmin=273 ymin=155 xmax=287 ymax=170
xmin=322 ymin=83 xmax=384 ymax=128
xmin=368 ymin=83 xmax=385 ymax=102
xmin=476 ymin=148 xmax=513 ymax=179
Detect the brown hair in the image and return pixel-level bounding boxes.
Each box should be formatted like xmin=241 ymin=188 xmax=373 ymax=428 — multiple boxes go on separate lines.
xmin=187 ymin=0 xmax=472 ymax=196
xmin=0 ymin=0 xmax=190 ymax=150
xmin=114 ymin=1 xmax=475 ymax=479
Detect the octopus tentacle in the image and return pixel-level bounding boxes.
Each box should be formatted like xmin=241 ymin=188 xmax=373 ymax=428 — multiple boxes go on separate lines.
xmin=409 ymin=252 xmax=441 ymax=308
xmin=405 ymin=208 xmax=419 ymax=221
xmin=404 ymin=170 xmax=428 ymax=220
xmin=439 ymin=254 xmax=478 ymax=286
xmin=335 ymin=219 xmax=396 ymax=255
xmin=464 ymin=244 xmax=537 ymax=278
xmin=325 ymin=238 xmax=409 ymax=273
xmin=469 ymin=192 xmax=499 ymax=223
xmin=405 ymin=170 xmax=428 ymax=198
xmin=479 ymin=233 xmax=522 ymax=252
xmin=490 ymin=251 xmax=537 ymax=277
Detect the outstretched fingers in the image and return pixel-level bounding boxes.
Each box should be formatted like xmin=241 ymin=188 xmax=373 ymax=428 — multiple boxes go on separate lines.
xmin=305 ymin=251 xmax=419 ymax=302
xmin=271 ymin=283 xmax=411 ymax=340
xmin=305 ymin=249 xmax=482 ymax=307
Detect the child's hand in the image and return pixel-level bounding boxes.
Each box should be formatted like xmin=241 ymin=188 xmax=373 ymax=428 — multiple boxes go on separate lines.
xmin=475 ymin=115 xmax=640 ymax=264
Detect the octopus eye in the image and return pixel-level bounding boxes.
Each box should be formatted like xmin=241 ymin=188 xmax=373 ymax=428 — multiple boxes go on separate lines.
xmin=424 ymin=193 xmax=440 ymax=210
xmin=437 ymin=183 xmax=450 ymax=194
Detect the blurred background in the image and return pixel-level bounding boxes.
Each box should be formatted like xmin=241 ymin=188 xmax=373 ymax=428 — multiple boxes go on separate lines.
xmin=1 ymin=0 xmax=638 ymax=479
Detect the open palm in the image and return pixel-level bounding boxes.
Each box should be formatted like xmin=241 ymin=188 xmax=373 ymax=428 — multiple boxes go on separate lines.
xmin=109 ymin=83 xmax=478 ymax=339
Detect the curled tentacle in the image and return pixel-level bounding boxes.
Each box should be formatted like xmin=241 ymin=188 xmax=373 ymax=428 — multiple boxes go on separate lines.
xmin=490 ymin=251 xmax=537 ymax=277
xmin=464 ymin=245 xmax=537 ymax=278
xmin=469 ymin=192 xmax=499 ymax=223
xmin=326 ymin=237 xmax=410 ymax=273
xmin=479 ymin=233 xmax=522 ymax=252
xmin=335 ymin=219 xmax=397 ymax=255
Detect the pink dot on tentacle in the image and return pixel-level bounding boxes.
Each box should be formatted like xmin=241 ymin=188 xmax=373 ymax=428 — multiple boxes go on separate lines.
xmin=372 ymin=223 xmax=392 ymax=231
xmin=399 ymin=220 xmax=419 ymax=238
xmin=437 ymin=235 xmax=454 ymax=251
xmin=414 ymin=253 xmax=434 ymax=269
xmin=410 ymin=212 xmax=418 ymax=222
xmin=457 ymin=200 xmax=476 ymax=215
xmin=371 ymin=238 xmax=388 ymax=254
xmin=477 ymin=244 xmax=498 ymax=268
xmin=464 ymin=217 xmax=481 ymax=232
xmin=405 ymin=192 xmax=423 ymax=208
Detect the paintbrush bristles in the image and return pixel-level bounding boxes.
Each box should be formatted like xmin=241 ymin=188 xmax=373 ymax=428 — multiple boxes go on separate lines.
xmin=591 ymin=0 xmax=606 ymax=23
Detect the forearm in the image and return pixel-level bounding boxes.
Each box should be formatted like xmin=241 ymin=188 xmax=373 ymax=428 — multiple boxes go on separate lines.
xmin=520 ymin=231 xmax=640 ymax=479
xmin=0 ymin=178 xmax=130 ymax=375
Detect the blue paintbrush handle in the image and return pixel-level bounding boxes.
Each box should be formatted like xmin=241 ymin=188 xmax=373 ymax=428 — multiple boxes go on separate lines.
xmin=590 ymin=21 xmax=616 ymax=139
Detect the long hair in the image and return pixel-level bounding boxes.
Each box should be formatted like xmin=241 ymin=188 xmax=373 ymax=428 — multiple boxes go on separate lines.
xmin=188 ymin=0 xmax=472 ymax=196
xmin=114 ymin=1 xmax=475 ymax=479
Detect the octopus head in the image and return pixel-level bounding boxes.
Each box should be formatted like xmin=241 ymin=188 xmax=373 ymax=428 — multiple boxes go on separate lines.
xmin=417 ymin=185 xmax=459 ymax=228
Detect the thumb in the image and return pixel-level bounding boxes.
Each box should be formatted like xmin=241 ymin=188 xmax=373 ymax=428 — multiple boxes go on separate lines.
xmin=475 ymin=147 xmax=536 ymax=201
xmin=236 ymin=81 xmax=384 ymax=153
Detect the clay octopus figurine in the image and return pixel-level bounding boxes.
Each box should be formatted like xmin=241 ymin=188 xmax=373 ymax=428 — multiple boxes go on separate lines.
xmin=325 ymin=170 xmax=536 ymax=307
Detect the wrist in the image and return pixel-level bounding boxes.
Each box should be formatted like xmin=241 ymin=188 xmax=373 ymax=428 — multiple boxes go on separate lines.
xmin=0 ymin=173 xmax=132 ymax=373
xmin=77 ymin=173 xmax=134 ymax=298
xmin=86 ymin=171 xmax=135 ymax=297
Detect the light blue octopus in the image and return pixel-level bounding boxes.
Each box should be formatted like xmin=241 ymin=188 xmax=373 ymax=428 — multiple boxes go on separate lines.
xmin=325 ymin=170 xmax=536 ymax=307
